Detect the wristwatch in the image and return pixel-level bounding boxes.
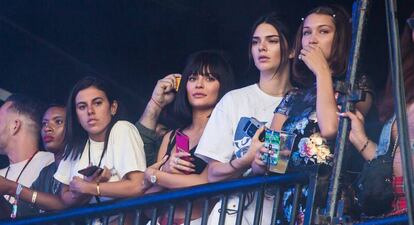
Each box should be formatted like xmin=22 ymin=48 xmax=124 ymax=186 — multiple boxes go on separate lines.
xmin=150 ymin=174 xmax=157 ymax=184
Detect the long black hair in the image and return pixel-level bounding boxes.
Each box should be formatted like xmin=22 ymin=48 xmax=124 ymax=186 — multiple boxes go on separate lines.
xmin=173 ymin=50 xmax=235 ymax=127
xmin=63 ymin=76 xmax=121 ymax=160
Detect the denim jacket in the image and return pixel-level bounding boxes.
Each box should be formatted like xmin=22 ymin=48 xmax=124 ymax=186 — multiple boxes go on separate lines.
xmin=376 ymin=115 xmax=396 ymax=157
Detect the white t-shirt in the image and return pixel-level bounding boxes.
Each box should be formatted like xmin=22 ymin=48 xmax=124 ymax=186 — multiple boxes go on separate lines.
xmin=0 ymin=151 xmax=54 ymax=203
xmin=54 ymin=120 xmax=146 ymax=203
xmin=195 ymin=84 xmax=283 ymax=163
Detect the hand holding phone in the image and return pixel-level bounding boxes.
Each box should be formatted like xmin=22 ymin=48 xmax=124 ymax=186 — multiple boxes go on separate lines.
xmin=78 ymin=165 xmax=103 ymax=177
xmin=243 ymin=117 xmax=266 ymax=142
xmin=176 ymin=131 xmax=191 ymax=159
xmin=175 ymin=131 xmax=193 ymax=174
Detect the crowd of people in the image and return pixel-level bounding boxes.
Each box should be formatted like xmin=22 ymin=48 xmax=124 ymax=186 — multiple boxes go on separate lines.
xmin=1 ymin=4 xmax=413 ymax=225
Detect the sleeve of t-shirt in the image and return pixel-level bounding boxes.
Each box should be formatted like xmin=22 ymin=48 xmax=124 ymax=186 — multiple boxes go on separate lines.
xmin=109 ymin=121 xmax=147 ymax=179
xmin=274 ymin=88 xmax=298 ymax=116
xmin=195 ymin=94 xmax=235 ymax=163
xmin=54 ymin=158 xmax=75 ymax=185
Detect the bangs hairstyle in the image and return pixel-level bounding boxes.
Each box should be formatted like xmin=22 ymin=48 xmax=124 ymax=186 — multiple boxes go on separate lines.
xmin=248 ymin=12 xmax=294 ymax=76
xmin=292 ymin=5 xmax=351 ymax=87
xmin=173 ymin=50 xmax=235 ymax=127
xmin=63 ymin=76 xmax=121 ymax=160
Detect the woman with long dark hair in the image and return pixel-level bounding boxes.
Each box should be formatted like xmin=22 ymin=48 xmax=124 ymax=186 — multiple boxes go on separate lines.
xmin=142 ymin=50 xmax=235 ymax=225
xmin=194 ymin=13 xmax=295 ymax=224
xmin=53 ymin=76 xmax=146 ymax=223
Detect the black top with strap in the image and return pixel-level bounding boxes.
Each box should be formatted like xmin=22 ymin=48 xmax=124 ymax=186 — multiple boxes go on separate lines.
xmin=165 ymin=129 xmax=207 ymax=174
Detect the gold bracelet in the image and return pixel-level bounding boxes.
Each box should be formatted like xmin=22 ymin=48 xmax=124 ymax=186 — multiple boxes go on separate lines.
xmin=96 ymin=183 xmax=101 ymax=196
xmin=31 ymin=191 xmax=38 ymax=204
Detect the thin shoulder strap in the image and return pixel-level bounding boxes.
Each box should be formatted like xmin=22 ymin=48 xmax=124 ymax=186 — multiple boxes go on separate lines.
xmin=165 ymin=130 xmax=178 ymax=156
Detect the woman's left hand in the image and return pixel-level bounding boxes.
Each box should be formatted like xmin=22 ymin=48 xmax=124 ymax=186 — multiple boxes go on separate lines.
xmin=299 ymin=44 xmax=330 ymax=78
xmin=144 ymin=155 xmax=169 ymax=183
xmin=69 ymin=176 xmax=91 ymax=195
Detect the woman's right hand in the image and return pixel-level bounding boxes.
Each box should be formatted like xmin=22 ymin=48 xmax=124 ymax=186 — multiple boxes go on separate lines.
xmin=299 ymin=44 xmax=331 ymax=78
xmin=162 ymin=149 xmax=195 ymax=174
xmin=83 ymin=166 xmax=112 ymax=183
xmin=243 ymin=126 xmax=265 ymax=167
xmin=251 ymin=145 xmax=269 ymax=175
xmin=151 ymin=74 xmax=181 ymax=108
xmin=338 ymin=110 xmax=368 ymax=146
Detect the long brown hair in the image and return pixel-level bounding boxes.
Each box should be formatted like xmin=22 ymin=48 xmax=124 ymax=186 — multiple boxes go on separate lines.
xmin=379 ymin=11 xmax=414 ymax=122
xmin=291 ymin=5 xmax=351 ymax=88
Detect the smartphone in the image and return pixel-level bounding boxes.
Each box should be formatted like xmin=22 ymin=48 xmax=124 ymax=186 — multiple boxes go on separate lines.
xmin=175 ymin=76 xmax=182 ymax=92
xmin=176 ymin=130 xmax=190 ymax=155
xmin=242 ymin=117 xmax=265 ymax=142
xmin=175 ymin=131 xmax=191 ymax=174
xmin=78 ymin=165 xmax=103 ymax=177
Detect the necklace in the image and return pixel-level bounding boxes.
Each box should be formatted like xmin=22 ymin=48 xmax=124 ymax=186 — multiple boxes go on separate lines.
xmin=87 ymin=139 xmax=105 ymax=203
xmin=87 ymin=139 xmax=105 ymax=167
xmin=4 ymin=152 xmax=38 ymax=201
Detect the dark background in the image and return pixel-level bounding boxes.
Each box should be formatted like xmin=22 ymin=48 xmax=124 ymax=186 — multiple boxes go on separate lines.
xmin=1 ymin=0 xmax=413 ymax=119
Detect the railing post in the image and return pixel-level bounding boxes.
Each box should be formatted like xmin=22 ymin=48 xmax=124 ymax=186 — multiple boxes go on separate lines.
xmin=385 ymin=0 xmax=414 ymax=224
xmin=325 ymin=0 xmax=371 ymax=223
xmin=303 ymin=167 xmax=319 ymax=225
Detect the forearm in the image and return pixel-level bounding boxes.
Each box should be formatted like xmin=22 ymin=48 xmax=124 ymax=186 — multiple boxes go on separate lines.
xmin=83 ymin=172 xmax=145 ymax=198
xmin=155 ymin=171 xmax=208 ymax=189
xmin=138 ymin=100 xmax=162 ymax=130
xmin=61 ymin=188 xmax=91 ymax=207
xmin=316 ymin=74 xmax=338 ymax=139
xmin=144 ymin=184 xmax=165 ymax=195
xmin=350 ymin=134 xmax=377 ymax=161
xmin=207 ymin=159 xmax=248 ymax=183
xmin=2 ymin=180 xmax=67 ymax=211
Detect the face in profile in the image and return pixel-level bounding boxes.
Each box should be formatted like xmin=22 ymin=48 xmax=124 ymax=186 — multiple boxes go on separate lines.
xmin=41 ymin=106 xmax=66 ymax=153
xmin=251 ymin=23 xmax=282 ymax=74
xmin=186 ymin=68 xmax=220 ymax=111
xmin=302 ymin=13 xmax=336 ymax=60
xmin=75 ymin=86 xmax=118 ymax=141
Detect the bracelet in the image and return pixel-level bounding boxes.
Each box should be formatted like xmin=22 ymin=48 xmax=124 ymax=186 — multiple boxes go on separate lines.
xmin=31 ymin=191 xmax=38 ymax=204
xmin=11 ymin=184 xmax=23 ymax=218
xmin=150 ymin=97 xmax=162 ymax=109
xmin=96 ymin=183 xmax=101 ymax=196
xmin=360 ymin=139 xmax=370 ymax=153
xmin=229 ymin=158 xmax=237 ymax=170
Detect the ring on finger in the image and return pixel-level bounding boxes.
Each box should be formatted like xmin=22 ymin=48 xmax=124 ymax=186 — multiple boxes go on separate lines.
xmin=298 ymin=55 xmax=302 ymax=60
xmin=174 ymin=157 xmax=180 ymax=165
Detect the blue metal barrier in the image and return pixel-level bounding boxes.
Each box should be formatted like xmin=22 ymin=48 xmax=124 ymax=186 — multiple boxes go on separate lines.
xmin=354 ymin=214 xmax=409 ymax=225
xmin=0 ymin=172 xmax=312 ymax=225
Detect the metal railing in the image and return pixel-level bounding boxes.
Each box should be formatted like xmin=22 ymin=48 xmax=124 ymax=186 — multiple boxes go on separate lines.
xmin=0 ymin=170 xmax=320 ymax=225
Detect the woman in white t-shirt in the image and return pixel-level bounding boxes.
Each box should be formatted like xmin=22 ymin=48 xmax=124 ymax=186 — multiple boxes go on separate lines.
xmin=194 ymin=13 xmax=295 ymax=224
xmin=54 ymin=76 xmax=146 ymax=222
